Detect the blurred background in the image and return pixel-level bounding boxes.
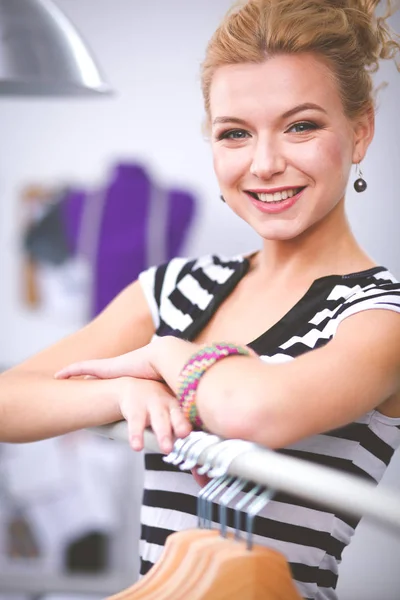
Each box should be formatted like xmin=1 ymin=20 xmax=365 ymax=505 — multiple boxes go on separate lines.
xmin=0 ymin=1 xmax=399 ymax=599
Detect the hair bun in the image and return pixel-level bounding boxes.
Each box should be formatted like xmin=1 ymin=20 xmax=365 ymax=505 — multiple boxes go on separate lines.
xmin=341 ymin=0 xmax=400 ymax=68
xmin=201 ymin=0 xmax=400 ymax=126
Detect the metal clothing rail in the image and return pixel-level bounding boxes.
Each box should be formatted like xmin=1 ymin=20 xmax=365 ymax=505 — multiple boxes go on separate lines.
xmin=2 ymin=423 xmax=400 ymax=594
xmin=94 ymin=422 xmax=400 ymax=535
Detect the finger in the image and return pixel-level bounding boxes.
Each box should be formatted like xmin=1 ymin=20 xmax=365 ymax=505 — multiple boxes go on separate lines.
xmin=54 ymin=357 xmax=125 ymax=380
xmin=148 ymin=404 xmax=174 ymax=455
xmin=125 ymin=406 xmax=148 ymax=452
xmin=169 ymin=406 xmax=192 ymax=439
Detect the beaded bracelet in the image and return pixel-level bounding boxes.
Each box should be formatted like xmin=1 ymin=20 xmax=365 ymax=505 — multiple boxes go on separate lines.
xmin=177 ymin=342 xmax=254 ymax=429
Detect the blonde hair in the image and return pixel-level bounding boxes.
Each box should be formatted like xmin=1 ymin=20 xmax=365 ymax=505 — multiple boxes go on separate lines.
xmin=201 ymin=0 xmax=400 ymax=129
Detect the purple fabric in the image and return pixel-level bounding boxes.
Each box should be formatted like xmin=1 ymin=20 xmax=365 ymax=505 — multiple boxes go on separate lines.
xmin=94 ymin=163 xmax=152 ymax=316
xmin=59 ymin=162 xmax=197 ymax=319
xmin=166 ymin=189 xmax=197 ymax=258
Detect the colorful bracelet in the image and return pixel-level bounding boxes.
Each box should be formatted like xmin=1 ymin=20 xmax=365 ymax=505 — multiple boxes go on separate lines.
xmin=177 ymin=342 xmax=254 ymax=430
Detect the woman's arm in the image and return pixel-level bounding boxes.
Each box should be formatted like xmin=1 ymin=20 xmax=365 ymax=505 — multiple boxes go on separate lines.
xmin=54 ymin=308 xmax=400 ymax=449
xmin=147 ymin=310 xmax=400 ymax=447
xmin=195 ymin=310 xmax=400 ymax=446
xmin=0 ymin=372 xmax=123 ymax=442
xmin=0 ymin=280 xmax=154 ymax=442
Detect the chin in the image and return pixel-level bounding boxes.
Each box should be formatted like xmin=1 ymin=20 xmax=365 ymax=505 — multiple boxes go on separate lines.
xmin=253 ymin=223 xmax=305 ymax=241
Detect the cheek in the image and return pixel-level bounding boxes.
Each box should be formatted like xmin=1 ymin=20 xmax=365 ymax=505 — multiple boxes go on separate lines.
xmin=305 ymin=138 xmax=341 ymax=166
xmin=309 ymin=138 xmax=351 ymax=183
xmin=212 ymin=147 xmax=250 ymax=187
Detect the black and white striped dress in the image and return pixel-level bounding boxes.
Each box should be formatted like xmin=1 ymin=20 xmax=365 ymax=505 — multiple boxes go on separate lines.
xmin=138 ymin=253 xmax=400 ymax=600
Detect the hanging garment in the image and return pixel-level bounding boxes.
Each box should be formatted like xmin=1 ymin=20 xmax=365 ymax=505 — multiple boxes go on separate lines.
xmin=63 ymin=162 xmax=197 ymax=317
xmin=21 ymin=163 xmax=197 ymax=320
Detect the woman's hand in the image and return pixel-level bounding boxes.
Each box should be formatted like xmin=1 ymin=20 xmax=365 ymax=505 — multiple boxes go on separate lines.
xmin=54 ymin=344 xmax=161 ymax=382
xmin=54 ymin=337 xmax=202 ymax=397
xmin=115 ymin=376 xmax=192 ymax=454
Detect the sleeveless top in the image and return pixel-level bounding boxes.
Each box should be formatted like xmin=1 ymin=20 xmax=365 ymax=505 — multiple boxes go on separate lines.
xmin=138 ymin=253 xmax=400 ymax=600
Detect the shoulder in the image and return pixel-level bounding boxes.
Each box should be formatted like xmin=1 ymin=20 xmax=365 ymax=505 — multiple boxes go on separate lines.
xmin=137 ymin=252 xmax=250 ymax=328
xmin=334 ymin=267 xmax=400 ymax=322
xmin=327 ymin=268 xmax=400 ymax=389
xmin=139 ymin=251 xmax=249 ymax=293
xmin=344 ymin=266 xmax=399 ymax=294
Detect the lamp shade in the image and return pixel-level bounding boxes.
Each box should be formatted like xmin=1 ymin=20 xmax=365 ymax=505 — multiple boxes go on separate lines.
xmin=0 ymin=0 xmax=112 ymax=96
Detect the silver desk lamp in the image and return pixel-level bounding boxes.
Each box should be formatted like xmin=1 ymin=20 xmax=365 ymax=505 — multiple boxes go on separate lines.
xmin=0 ymin=0 xmax=112 ymax=96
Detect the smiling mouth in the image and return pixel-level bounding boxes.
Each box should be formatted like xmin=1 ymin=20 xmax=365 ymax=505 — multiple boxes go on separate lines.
xmin=246 ymin=187 xmax=306 ymax=203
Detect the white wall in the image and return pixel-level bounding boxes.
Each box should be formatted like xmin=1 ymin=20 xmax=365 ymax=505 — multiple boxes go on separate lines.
xmin=0 ymin=0 xmax=257 ymax=365
xmin=0 ymin=1 xmax=399 ymax=598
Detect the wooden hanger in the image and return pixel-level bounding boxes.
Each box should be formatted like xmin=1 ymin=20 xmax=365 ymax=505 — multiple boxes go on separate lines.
xmin=107 ymin=529 xmax=302 ymax=600
xmin=186 ymin=532 xmax=303 ymax=600
xmin=107 ymin=436 xmax=302 ymax=599
xmin=151 ymin=530 xmax=244 ymax=600
xmin=107 ymin=529 xmax=216 ymax=600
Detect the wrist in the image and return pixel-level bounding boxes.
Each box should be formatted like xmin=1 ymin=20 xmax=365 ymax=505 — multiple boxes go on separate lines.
xmin=150 ymin=336 xmax=196 ymax=391
xmin=176 ymin=342 xmax=255 ymax=430
xmin=82 ymin=377 xmax=124 ymax=426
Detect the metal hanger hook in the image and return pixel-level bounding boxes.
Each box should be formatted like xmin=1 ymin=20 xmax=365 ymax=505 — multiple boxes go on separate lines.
xmin=197 ymin=475 xmax=225 ymax=529
xmin=246 ymin=488 xmax=276 ymax=550
xmin=197 ymin=438 xmax=259 ymax=477
xmin=198 ymin=474 xmax=234 ymax=530
xmin=163 ymin=431 xmax=209 ymax=466
xmin=219 ymin=478 xmax=248 ymax=538
xmin=233 ymin=484 xmax=263 ymax=541
xmin=208 ymin=439 xmax=260 ymax=479
xmin=196 ymin=439 xmax=234 ymax=476
xmin=179 ymin=434 xmax=221 ymax=471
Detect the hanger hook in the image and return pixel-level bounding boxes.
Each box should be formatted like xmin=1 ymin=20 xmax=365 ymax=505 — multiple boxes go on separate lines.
xmin=207 ymin=439 xmax=259 ymax=478
xmin=206 ymin=476 xmax=235 ymax=530
xmin=197 ymin=476 xmax=225 ymax=529
xmin=246 ymin=488 xmax=276 ymax=550
xmin=233 ymin=484 xmax=263 ymax=541
xmin=218 ymin=478 xmax=248 ymax=538
xmin=163 ymin=431 xmax=209 ymax=466
xmin=198 ymin=475 xmax=234 ymax=529
xmin=196 ymin=438 xmax=259 ymax=477
xmin=162 ymin=435 xmax=187 ymax=464
xmin=195 ymin=439 xmax=233 ymax=476
xmin=178 ymin=434 xmax=221 ymax=471
xmin=198 ymin=439 xmax=256 ymax=530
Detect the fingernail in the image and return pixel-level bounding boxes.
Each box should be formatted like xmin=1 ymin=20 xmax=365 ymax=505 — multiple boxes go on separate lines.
xmin=131 ymin=437 xmax=142 ymax=451
xmin=177 ymin=423 xmax=191 ymax=436
xmin=161 ymin=437 xmax=172 ymax=453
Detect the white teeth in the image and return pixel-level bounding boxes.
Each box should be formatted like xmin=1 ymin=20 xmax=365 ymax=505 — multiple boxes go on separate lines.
xmin=255 ymin=188 xmax=302 ymax=203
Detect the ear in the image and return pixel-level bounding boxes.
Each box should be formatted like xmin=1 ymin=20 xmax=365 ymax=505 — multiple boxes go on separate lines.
xmin=351 ymin=105 xmax=375 ymax=164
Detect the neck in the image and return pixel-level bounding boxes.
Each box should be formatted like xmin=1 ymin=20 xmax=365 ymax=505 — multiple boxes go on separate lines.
xmin=253 ymin=199 xmax=374 ymax=283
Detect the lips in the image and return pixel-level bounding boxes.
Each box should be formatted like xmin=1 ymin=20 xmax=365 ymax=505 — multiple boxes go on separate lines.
xmin=246 ymin=186 xmax=306 ymax=214
xmin=246 ymin=187 xmax=306 ymax=203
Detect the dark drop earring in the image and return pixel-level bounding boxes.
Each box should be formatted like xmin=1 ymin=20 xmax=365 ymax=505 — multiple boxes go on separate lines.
xmin=220 ymin=195 xmax=226 ymax=203
xmin=354 ymin=163 xmax=367 ymax=193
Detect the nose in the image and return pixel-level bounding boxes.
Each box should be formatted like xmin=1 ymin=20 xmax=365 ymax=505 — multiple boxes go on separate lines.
xmin=250 ymin=138 xmax=286 ymax=180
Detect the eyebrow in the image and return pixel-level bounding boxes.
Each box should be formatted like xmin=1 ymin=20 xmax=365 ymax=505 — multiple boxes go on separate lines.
xmin=212 ymin=103 xmax=327 ymax=126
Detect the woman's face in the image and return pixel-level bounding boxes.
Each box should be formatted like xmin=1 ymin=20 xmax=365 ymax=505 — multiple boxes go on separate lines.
xmin=209 ymin=53 xmax=366 ymax=241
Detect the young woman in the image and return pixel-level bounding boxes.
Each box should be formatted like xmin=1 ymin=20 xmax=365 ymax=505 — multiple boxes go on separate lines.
xmin=1 ymin=1 xmax=400 ymax=597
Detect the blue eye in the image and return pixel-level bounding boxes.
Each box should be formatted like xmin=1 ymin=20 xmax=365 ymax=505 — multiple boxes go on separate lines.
xmin=217 ymin=129 xmax=250 ymax=140
xmin=288 ymin=121 xmax=319 ymax=133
